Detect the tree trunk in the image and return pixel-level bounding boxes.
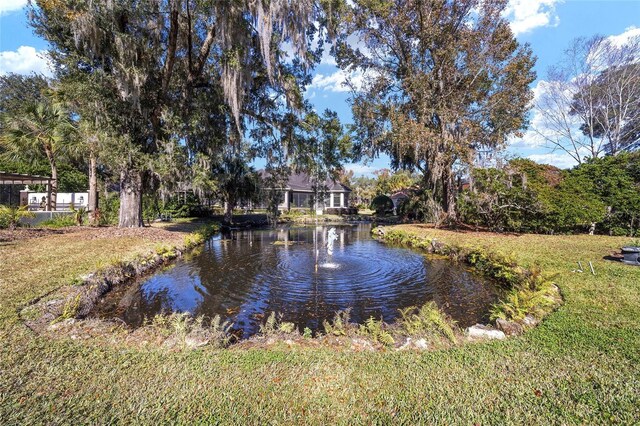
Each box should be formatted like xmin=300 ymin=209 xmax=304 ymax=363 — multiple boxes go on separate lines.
xmin=443 ymin=171 xmax=457 ymax=223
xmin=223 ymin=199 xmax=233 ymax=224
xmin=49 ymin=159 xmax=58 ymax=211
xmin=88 ymin=153 xmax=99 ymax=225
xmin=118 ymin=169 xmax=143 ymax=228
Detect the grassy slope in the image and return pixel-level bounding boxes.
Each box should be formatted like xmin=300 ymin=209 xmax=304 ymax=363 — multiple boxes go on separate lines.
xmin=1 ymin=223 xmax=639 ymax=424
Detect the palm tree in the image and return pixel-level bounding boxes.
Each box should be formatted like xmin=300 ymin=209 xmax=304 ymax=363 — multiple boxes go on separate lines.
xmin=1 ymin=101 xmax=75 ymax=210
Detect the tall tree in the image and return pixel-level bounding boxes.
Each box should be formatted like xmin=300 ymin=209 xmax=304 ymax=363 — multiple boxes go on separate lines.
xmin=31 ymin=0 xmax=334 ymax=227
xmin=535 ymin=35 xmax=640 ymax=162
xmin=1 ymin=101 xmax=76 ymax=210
xmin=291 ymin=109 xmax=351 ymax=207
xmin=0 ymin=73 xmax=49 ymax=117
xmin=373 ymin=169 xmax=416 ymax=195
xmin=53 ymin=73 xmax=116 ymax=225
xmin=214 ymin=155 xmax=259 ymax=224
xmin=349 ymin=175 xmax=376 ymax=208
xmin=0 ymin=74 xmax=50 ymax=160
xmin=335 ymin=0 xmax=535 ymax=222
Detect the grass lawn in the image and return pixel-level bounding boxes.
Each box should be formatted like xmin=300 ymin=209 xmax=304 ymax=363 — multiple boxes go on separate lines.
xmin=1 ymin=222 xmax=639 ymax=424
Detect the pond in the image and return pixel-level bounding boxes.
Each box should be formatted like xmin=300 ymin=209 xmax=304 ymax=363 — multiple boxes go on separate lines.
xmin=96 ymin=224 xmax=498 ymax=337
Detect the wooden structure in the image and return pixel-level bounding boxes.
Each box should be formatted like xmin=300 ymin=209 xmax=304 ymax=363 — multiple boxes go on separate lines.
xmin=0 ymin=171 xmax=53 ymax=210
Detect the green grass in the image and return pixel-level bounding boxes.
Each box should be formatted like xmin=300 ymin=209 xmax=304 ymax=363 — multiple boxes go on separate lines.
xmin=1 ymin=223 xmax=639 ymax=423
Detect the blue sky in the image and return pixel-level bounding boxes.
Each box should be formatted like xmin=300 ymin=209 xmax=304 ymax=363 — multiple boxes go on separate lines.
xmin=1 ymin=0 xmax=639 ymax=175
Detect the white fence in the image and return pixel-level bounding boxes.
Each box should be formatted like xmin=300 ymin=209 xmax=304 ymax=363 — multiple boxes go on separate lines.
xmin=20 ymin=192 xmax=89 ymax=211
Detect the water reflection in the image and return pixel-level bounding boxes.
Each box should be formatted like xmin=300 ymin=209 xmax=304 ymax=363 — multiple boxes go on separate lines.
xmin=103 ymin=224 xmax=497 ymax=336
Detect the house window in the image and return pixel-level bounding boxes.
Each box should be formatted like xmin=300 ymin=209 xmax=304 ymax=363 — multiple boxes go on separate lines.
xmin=292 ymin=192 xmax=310 ymax=208
xmin=332 ymin=193 xmax=341 ymax=207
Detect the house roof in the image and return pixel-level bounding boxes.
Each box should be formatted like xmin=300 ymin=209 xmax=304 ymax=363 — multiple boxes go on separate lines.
xmin=389 ymin=191 xmax=410 ymax=201
xmin=260 ymin=170 xmax=351 ymax=193
xmin=0 ymin=171 xmax=52 ymax=185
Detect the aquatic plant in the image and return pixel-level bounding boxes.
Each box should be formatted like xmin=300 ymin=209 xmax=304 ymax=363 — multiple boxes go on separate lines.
xmin=259 ymin=312 xmax=297 ymax=336
xmin=358 ymin=317 xmax=395 ymax=347
xmin=490 ymin=278 xmax=558 ymax=322
xmin=183 ymin=223 xmax=220 ymax=248
xmin=150 ymin=313 xmax=233 ymax=348
xmin=376 ymin=228 xmax=562 ymax=328
xmin=322 ymin=309 xmax=353 ymax=336
xmin=398 ymin=303 xmax=457 ymax=344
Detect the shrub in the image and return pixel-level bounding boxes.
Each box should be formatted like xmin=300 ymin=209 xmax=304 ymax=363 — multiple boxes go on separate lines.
xmin=357 ymin=317 xmax=395 ymax=346
xmin=398 ymin=303 xmax=457 ymax=343
xmin=459 ymin=155 xmax=639 ymax=235
xmin=0 ymin=205 xmax=35 ymax=230
xmin=98 ymin=193 xmax=120 ymax=226
xmin=40 ymin=214 xmax=76 ymax=228
xmin=397 ymin=189 xmax=442 ymax=223
xmin=325 ymin=207 xmax=358 ymax=215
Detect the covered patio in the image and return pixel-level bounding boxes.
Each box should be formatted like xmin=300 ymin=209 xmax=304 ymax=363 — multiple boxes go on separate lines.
xmin=0 ymin=172 xmax=53 ymax=210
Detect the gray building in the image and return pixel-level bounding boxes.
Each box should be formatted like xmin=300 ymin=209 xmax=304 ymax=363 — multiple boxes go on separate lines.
xmin=260 ymin=171 xmax=351 ymax=212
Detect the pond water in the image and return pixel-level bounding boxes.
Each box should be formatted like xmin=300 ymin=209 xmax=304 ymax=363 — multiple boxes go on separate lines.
xmin=96 ymin=224 xmax=498 ymax=336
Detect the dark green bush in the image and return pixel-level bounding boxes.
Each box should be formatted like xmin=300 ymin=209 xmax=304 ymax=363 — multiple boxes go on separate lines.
xmin=397 ymin=189 xmax=442 ymax=222
xmin=458 ymin=155 xmax=640 ymax=235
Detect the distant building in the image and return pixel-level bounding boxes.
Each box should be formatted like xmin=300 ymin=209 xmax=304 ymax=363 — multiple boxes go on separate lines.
xmin=21 ymin=191 xmax=88 ymax=211
xmin=259 ymin=171 xmax=352 ymax=213
xmin=389 ymin=191 xmax=410 ymax=210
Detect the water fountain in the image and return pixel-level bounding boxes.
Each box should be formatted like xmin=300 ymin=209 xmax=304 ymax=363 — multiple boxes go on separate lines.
xmin=327 ymin=227 xmax=338 ymax=255
xmin=97 ymin=224 xmax=499 ymax=336
xmin=317 ymin=227 xmax=340 ymax=270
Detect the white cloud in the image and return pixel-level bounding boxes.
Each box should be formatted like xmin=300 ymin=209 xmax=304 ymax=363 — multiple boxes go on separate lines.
xmin=310 ymin=68 xmax=369 ymax=93
xmin=0 ymin=0 xmax=27 ymax=15
xmin=345 ymin=163 xmax=377 ymax=176
xmin=310 ymin=69 xmax=353 ymax=92
xmin=607 ymin=26 xmax=640 ymax=48
xmin=0 ymin=46 xmax=52 ymax=76
xmin=504 ymin=0 xmax=561 ymax=36
xmin=526 ymin=152 xmax=578 ymax=169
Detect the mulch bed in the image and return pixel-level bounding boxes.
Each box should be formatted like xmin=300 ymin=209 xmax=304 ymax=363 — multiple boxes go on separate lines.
xmin=0 ymin=227 xmax=79 ymax=243
xmin=0 ymin=223 xmax=198 ymax=244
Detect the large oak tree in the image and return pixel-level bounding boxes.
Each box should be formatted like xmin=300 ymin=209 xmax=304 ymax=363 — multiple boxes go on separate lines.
xmin=31 ymin=0 xmax=338 ymax=227
xmin=335 ymin=0 xmax=536 ymax=222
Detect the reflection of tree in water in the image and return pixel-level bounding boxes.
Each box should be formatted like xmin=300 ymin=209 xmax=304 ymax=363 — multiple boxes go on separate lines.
xmin=420 ymin=260 xmax=497 ymax=325
xmin=119 ymin=225 xmax=498 ymax=335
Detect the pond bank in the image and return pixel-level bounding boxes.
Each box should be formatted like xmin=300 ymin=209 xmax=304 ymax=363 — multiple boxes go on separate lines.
xmin=21 ymin=222 xmax=558 ymax=352
xmin=1 ymin=222 xmax=638 ymax=423
xmin=19 ymin=222 xmax=220 ymax=339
